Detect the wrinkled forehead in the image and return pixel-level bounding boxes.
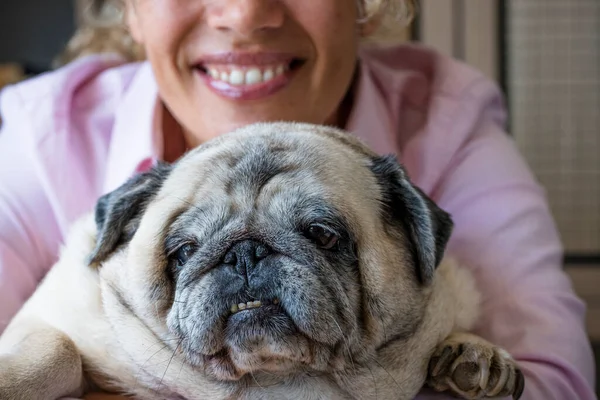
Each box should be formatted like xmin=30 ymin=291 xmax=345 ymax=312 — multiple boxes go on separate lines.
xmin=182 ymin=122 xmax=372 ymax=164
xmin=158 ymin=124 xmax=381 ymax=225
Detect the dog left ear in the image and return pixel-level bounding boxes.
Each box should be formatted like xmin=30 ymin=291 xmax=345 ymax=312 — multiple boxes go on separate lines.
xmin=370 ymin=155 xmax=454 ymax=285
xmin=87 ymin=162 xmax=172 ymax=265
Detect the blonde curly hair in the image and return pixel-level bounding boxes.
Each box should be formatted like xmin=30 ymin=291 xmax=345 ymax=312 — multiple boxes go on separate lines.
xmin=54 ymin=0 xmax=416 ymax=67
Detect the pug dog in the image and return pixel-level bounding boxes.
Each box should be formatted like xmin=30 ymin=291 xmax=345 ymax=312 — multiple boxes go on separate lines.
xmin=0 ymin=122 xmax=524 ymax=400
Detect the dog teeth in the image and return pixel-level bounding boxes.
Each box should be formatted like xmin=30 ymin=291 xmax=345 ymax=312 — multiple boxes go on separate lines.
xmin=230 ymin=299 xmax=279 ymax=314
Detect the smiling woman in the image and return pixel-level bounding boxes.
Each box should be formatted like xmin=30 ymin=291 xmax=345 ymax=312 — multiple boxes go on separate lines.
xmin=0 ymin=0 xmax=596 ymax=399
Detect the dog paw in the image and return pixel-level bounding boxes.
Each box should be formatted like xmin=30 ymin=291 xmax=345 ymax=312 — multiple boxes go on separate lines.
xmin=426 ymin=332 xmax=525 ymax=399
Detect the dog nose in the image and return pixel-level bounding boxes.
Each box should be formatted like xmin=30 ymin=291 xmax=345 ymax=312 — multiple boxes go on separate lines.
xmin=223 ymin=240 xmax=271 ymax=280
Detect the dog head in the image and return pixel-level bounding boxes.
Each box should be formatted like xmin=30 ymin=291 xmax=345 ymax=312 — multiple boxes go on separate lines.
xmin=88 ymin=122 xmax=453 ymax=383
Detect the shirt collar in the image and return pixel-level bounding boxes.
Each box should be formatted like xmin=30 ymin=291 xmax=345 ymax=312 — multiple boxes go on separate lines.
xmin=345 ymin=50 xmax=398 ymax=156
xmin=103 ymin=62 xmax=163 ymax=194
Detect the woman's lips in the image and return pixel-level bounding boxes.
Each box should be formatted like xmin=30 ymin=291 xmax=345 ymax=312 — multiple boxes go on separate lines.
xmin=192 ymin=52 xmax=304 ymax=101
xmin=196 ymin=66 xmax=292 ymax=101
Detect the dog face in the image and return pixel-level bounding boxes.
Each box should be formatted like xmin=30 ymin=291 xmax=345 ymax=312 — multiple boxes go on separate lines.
xmin=88 ymin=122 xmax=452 ymax=384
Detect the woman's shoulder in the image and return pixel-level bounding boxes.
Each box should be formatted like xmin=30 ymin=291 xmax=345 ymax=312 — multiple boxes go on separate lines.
xmin=0 ymin=55 xmax=151 ymax=235
xmin=355 ymin=42 xmax=510 ymax=194
xmin=358 ymin=42 xmax=504 ymax=107
xmin=0 ymin=54 xmax=142 ymax=144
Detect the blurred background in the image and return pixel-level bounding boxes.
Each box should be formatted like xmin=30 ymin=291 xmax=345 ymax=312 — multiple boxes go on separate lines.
xmin=1 ymin=0 xmax=599 ymax=393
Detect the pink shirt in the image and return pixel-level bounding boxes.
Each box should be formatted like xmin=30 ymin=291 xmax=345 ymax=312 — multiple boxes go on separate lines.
xmin=0 ymin=43 xmax=595 ymax=399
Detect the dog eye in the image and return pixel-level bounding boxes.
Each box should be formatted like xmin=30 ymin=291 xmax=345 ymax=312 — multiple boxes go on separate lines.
xmin=306 ymin=225 xmax=339 ymax=250
xmin=175 ymin=243 xmax=196 ymax=267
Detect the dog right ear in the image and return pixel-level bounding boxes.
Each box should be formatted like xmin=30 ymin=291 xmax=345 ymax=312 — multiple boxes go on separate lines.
xmin=369 ymin=155 xmax=454 ymax=285
xmin=87 ymin=162 xmax=172 ymax=265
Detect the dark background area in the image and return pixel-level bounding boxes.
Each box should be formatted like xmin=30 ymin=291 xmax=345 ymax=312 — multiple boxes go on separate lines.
xmin=0 ymin=1 xmax=76 ymax=73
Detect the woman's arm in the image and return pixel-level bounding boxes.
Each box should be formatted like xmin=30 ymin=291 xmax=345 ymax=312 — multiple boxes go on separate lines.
xmin=432 ymin=118 xmax=596 ymax=399
xmin=0 ymin=90 xmax=63 ymax=333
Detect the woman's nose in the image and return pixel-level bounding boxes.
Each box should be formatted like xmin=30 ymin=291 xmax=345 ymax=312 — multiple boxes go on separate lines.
xmin=206 ymin=0 xmax=285 ymax=37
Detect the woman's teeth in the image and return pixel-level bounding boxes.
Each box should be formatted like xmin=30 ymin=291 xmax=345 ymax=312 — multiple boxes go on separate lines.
xmin=207 ymin=64 xmax=287 ymax=86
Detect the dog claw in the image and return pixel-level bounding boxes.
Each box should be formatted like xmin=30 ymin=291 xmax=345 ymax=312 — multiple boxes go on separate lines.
xmin=478 ymin=358 xmax=489 ymax=390
xmin=431 ymin=345 xmax=454 ymax=377
xmin=513 ymin=369 xmax=525 ymax=399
